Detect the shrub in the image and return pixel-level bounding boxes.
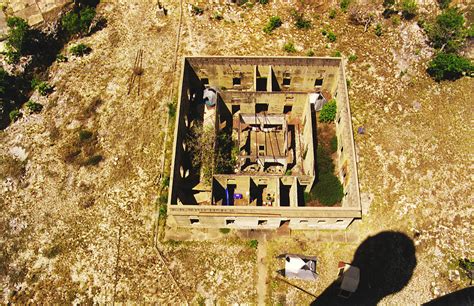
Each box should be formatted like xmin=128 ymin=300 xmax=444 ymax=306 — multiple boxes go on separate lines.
xmin=391 ymin=15 xmax=401 ymax=26
xmin=327 ymin=31 xmax=336 ymax=42
xmin=332 ymin=51 xmax=342 ymax=57
xmin=36 ymin=82 xmax=53 ymax=96
xmin=329 ymin=9 xmax=337 ymax=19
xmin=400 ymin=0 xmax=417 ymax=20
xmin=62 ymin=7 xmax=96 ymax=35
xmin=248 ymin=239 xmax=258 ymax=249
xmin=161 ymin=175 xmax=170 ymax=188
xmin=348 ymin=54 xmax=357 ymax=62
xmin=321 ymin=28 xmax=328 ymax=36
xmin=167 ymin=101 xmax=177 ymax=118
xmin=9 ymin=109 xmax=21 ymax=122
xmin=375 ymin=23 xmax=383 ymax=36
xmin=283 ymin=42 xmax=296 ymax=53
xmin=79 ymin=130 xmax=93 ymax=141
xmin=310 ymin=172 xmax=343 ymax=206
xmin=427 ymin=7 xmax=466 ymax=53
xmin=319 ymin=99 xmax=337 ymax=122
xmin=191 ymin=5 xmax=204 ymax=15
xmin=259 ymin=0 xmax=269 ymax=3
xmin=70 ymin=43 xmax=92 ymax=56
xmin=291 ymin=9 xmax=311 ymax=29
xmin=340 ymin=0 xmax=351 ymax=12
xmin=306 ymin=49 xmax=315 ymax=57
xmin=263 ymin=16 xmax=282 ymax=33
xmin=427 ymin=52 xmax=473 ymax=81
xmin=219 ymin=228 xmax=231 ymax=234
xmin=26 ymin=100 xmax=43 ymax=113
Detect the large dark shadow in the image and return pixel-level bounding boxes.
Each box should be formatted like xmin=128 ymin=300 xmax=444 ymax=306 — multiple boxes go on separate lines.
xmin=423 ymin=287 xmax=474 ymax=306
xmin=311 ymin=231 xmax=417 ymax=306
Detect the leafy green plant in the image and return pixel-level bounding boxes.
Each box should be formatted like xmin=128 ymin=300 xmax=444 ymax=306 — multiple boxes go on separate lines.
xmin=319 ymin=99 xmax=337 ymax=122
xmin=283 ymin=41 xmax=296 ymax=53
xmin=70 ymin=43 xmax=92 ymax=56
xmin=329 ymin=9 xmax=337 ymax=19
xmin=248 ymin=239 xmax=258 ymax=249
xmin=348 ymin=54 xmax=358 ymax=62
xmin=332 ymin=51 xmax=342 ymax=57
xmin=321 ymin=28 xmax=328 ymax=36
xmin=191 ymin=5 xmax=204 ymax=15
xmin=306 ymin=49 xmax=315 ymax=57
xmin=259 ymin=0 xmax=269 ymax=4
xmin=375 ymin=23 xmax=383 ymax=36
xmin=26 ymin=100 xmax=43 ymax=113
xmin=340 ymin=0 xmax=351 ymax=12
xmin=427 ymin=52 xmax=473 ymax=81
xmin=9 ymin=109 xmax=21 ymax=122
xmin=426 ymin=7 xmax=466 ymax=53
xmin=400 ymin=0 xmax=417 ymax=20
xmin=263 ymin=16 xmax=282 ymax=33
xmin=327 ymin=31 xmax=337 ymax=42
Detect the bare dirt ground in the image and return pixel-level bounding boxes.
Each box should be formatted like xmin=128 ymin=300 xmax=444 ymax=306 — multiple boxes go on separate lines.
xmin=1 ymin=0 xmax=473 ymax=304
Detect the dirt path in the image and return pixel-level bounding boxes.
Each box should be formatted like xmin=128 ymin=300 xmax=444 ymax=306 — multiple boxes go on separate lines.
xmin=256 ymin=235 xmax=268 ymax=306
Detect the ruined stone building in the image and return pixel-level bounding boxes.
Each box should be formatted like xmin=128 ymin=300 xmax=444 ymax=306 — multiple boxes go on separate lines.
xmin=168 ymin=56 xmax=361 ymax=230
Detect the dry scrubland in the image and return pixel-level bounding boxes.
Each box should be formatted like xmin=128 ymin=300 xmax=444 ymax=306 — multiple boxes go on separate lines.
xmin=1 ymin=0 xmax=473 ymax=304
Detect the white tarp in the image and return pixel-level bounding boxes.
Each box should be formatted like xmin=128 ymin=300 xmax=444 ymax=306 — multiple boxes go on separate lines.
xmin=309 ymin=93 xmax=327 ymax=111
xmin=284 ymin=255 xmax=318 ymax=281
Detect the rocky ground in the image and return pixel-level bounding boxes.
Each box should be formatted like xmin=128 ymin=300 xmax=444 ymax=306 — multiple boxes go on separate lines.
xmin=1 ymin=0 xmax=473 ymax=304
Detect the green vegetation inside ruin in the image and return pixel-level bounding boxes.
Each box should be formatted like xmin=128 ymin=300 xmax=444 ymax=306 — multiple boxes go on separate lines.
xmin=305 ymin=104 xmax=343 ymax=207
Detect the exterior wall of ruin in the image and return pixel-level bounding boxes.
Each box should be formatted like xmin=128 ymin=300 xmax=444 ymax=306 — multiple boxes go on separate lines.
xmin=334 ymin=64 xmax=361 ymax=209
xmin=168 ymin=56 xmax=362 ymax=230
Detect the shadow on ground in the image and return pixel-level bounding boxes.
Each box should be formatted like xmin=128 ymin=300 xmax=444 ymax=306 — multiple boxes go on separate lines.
xmin=311 ymin=231 xmax=417 ymax=306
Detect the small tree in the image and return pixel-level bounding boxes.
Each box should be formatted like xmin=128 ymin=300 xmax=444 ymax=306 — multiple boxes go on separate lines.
xmin=5 ymin=17 xmax=32 ymax=62
xmin=427 ymin=7 xmax=466 ymax=53
xmin=291 ymin=9 xmax=311 ymax=29
xmin=427 ymin=52 xmax=473 ymax=81
xmin=319 ymin=99 xmax=337 ymax=122
xmin=340 ymin=0 xmax=351 ymax=13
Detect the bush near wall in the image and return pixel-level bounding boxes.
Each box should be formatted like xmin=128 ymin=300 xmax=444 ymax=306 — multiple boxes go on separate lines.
xmin=319 ymin=99 xmax=337 ymax=123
